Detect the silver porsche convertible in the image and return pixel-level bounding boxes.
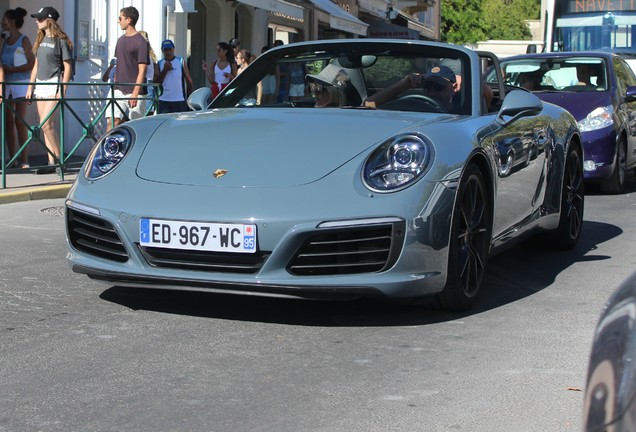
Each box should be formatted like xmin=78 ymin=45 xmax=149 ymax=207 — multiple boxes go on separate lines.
xmin=65 ymin=40 xmax=584 ymax=311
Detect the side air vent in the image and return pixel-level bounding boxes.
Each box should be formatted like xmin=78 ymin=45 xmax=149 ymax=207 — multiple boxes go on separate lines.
xmin=67 ymin=208 xmax=129 ymax=262
xmin=288 ymin=222 xmax=405 ymax=276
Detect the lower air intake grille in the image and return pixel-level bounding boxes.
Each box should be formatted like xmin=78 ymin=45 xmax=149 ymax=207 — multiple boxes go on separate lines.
xmin=288 ymin=222 xmax=405 ymax=276
xmin=139 ymin=247 xmax=270 ymax=274
xmin=67 ymin=208 xmax=129 ymax=262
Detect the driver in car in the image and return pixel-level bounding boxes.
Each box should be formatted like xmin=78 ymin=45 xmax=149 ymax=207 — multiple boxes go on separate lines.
xmin=364 ymin=65 xmax=457 ymax=112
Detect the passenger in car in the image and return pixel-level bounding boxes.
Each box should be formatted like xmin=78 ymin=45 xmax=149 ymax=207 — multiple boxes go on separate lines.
xmin=306 ymin=65 xmax=354 ymax=107
xmin=576 ymin=63 xmax=597 ymax=86
xmin=441 ymin=58 xmax=493 ymax=113
xmin=364 ymin=65 xmax=456 ymax=112
xmin=518 ymin=71 xmax=541 ymax=90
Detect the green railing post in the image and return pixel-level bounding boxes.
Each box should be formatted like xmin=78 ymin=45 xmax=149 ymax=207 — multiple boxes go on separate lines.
xmin=1 ymin=82 xmax=6 ymax=188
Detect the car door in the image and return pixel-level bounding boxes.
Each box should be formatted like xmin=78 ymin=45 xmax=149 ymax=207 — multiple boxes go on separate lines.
xmin=613 ymin=57 xmax=636 ymax=167
xmin=490 ymin=114 xmax=548 ymax=239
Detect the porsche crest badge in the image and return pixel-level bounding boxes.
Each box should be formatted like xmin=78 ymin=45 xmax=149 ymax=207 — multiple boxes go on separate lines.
xmin=213 ymin=168 xmax=227 ymax=178
xmin=213 ymin=169 xmax=228 ymax=178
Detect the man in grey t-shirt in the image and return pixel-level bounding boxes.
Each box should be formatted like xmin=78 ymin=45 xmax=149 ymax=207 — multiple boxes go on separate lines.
xmin=106 ymin=6 xmax=149 ymax=130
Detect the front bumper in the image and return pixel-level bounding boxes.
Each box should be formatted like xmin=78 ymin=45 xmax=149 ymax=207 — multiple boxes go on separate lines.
xmin=581 ymin=126 xmax=617 ymax=181
xmin=65 ymin=175 xmax=457 ymax=299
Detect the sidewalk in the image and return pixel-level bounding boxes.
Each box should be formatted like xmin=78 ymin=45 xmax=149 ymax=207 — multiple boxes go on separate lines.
xmin=0 ymin=166 xmax=78 ymax=205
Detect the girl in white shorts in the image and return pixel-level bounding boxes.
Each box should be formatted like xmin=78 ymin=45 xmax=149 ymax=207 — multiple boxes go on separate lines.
xmin=26 ymin=7 xmax=73 ymax=175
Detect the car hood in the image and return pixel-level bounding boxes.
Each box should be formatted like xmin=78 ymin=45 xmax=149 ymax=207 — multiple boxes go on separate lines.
xmin=535 ymin=91 xmax=610 ymax=121
xmin=136 ymin=108 xmax=453 ymax=187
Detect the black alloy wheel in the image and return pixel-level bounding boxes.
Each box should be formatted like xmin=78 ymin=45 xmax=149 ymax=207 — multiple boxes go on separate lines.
xmin=553 ymin=142 xmax=585 ymax=249
xmin=437 ymin=163 xmax=492 ymax=311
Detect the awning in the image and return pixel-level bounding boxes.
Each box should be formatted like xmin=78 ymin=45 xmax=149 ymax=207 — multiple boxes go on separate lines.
xmin=394 ymin=0 xmax=435 ymax=14
xmin=236 ymin=0 xmax=304 ymax=21
xmin=308 ymin=0 xmax=369 ymax=36
xmin=358 ymin=0 xmax=389 ymax=19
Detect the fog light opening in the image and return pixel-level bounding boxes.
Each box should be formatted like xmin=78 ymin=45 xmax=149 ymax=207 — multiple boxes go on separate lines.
xmin=584 ymin=160 xmax=598 ymax=172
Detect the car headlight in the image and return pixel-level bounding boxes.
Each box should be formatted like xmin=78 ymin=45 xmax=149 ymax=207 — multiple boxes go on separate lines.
xmin=578 ymin=106 xmax=614 ymax=132
xmin=84 ymin=127 xmax=134 ymax=180
xmin=363 ymin=133 xmax=433 ymax=192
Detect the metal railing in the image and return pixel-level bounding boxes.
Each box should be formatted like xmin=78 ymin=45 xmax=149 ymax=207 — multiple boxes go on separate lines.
xmin=0 ymin=80 xmax=160 ymax=188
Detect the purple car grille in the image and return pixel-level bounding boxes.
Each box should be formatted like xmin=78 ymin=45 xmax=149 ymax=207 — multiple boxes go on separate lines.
xmin=287 ymin=222 xmax=405 ymax=276
xmin=67 ymin=208 xmax=129 ymax=263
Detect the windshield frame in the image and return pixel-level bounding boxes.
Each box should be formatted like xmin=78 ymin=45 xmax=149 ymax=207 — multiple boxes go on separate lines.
xmin=208 ymin=40 xmax=476 ymax=116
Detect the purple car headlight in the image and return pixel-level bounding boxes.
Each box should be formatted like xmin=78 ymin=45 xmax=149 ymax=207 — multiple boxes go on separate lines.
xmin=578 ymin=106 xmax=614 ymax=132
xmin=363 ymin=134 xmax=433 ymax=192
xmin=84 ymin=127 xmax=134 ymax=180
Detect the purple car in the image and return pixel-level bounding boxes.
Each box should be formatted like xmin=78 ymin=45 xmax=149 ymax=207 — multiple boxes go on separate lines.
xmin=496 ymin=52 xmax=636 ymax=194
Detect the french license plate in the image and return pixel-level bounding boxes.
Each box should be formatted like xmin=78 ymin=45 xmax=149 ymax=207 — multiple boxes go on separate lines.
xmin=139 ymin=218 xmax=256 ymax=253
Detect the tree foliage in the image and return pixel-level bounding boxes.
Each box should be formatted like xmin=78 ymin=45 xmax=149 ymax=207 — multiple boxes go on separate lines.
xmin=441 ymin=0 xmax=540 ymax=44
xmin=441 ymin=0 xmax=486 ymax=44
xmin=482 ymin=0 xmax=540 ymax=40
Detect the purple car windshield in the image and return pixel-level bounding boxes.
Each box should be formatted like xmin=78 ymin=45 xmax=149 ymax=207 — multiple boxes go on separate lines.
xmin=502 ymin=57 xmax=607 ymax=92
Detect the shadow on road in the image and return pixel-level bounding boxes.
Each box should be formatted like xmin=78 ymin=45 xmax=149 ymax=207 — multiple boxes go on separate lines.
xmin=100 ymin=220 xmax=621 ymax=327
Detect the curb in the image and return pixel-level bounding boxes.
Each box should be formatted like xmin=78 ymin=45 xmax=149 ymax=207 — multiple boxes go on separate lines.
xmin=0 ymin=184 xmax=72 ymax=205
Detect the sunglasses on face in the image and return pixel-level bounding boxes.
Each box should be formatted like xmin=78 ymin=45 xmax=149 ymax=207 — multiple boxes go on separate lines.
xmin=309 ymin=82 xmax=328 ymax=95
xmin=424 ymin=82 xmax=449 ymax=92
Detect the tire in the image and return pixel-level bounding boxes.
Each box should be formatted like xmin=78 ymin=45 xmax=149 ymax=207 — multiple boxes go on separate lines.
xmin=552 ymin=142 xmax=585 ymax=250
xmin=602 ymin=139 xmax=626 ymax=194
xmin=436 ymin=163 xmax=492 ymax=311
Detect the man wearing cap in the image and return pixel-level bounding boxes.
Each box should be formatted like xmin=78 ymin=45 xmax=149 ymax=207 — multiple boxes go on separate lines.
xmin=364 ymin=65 xmax=457 ymax=112
xmin=106 ymin=6 xmax=149 ymax=130
xmin=156 ymin=39 xmax=193 ymax=114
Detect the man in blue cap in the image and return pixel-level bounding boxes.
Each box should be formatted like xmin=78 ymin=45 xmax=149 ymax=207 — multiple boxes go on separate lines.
xmin=364 ymin=64 xmax=457 ymax=112
xmin=156 ymin=39 xmax=193 ymax=113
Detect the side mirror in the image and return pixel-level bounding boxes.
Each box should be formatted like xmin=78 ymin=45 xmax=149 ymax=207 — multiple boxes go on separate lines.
xmin=497 ymin=90 xmax=543 ymax=125
xmin=626 ymin=86 xmax=636 ymax=102
xmin=187 ymin=87 xmax=212 ymax=111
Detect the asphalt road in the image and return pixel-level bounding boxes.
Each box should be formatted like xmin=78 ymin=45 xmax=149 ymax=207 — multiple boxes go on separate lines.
xmin=1 ymin=185 xmax=635 ymax=432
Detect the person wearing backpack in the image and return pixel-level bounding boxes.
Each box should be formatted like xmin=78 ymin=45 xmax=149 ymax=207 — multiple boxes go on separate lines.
xmin=156 ymin=39 xmax=193 ymax=114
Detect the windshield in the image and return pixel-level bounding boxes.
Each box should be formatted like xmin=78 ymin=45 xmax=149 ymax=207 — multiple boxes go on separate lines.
xmin=210 ymin=41 xmax=473 ymax=115
xmin=499 ymin=56 xmax=608 ymax=92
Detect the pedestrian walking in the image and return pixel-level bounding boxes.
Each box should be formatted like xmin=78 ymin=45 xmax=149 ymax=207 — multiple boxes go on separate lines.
xmin=25 ymin=6 xmax=72 ymax=175
xmin=106 ymin=6 xmax=149 ymax=131
xmin=236 ymin=49 xmax=251 ymax=75
xmin=156 ymin=39 xmax=193 ymax=114
xmin=1 ymin=7 xmax=35 ymax=169
xmin=229 ymin=38 xmax=240 ymax=62
xmin=207 ymin=41 xmax=236 ymax=99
